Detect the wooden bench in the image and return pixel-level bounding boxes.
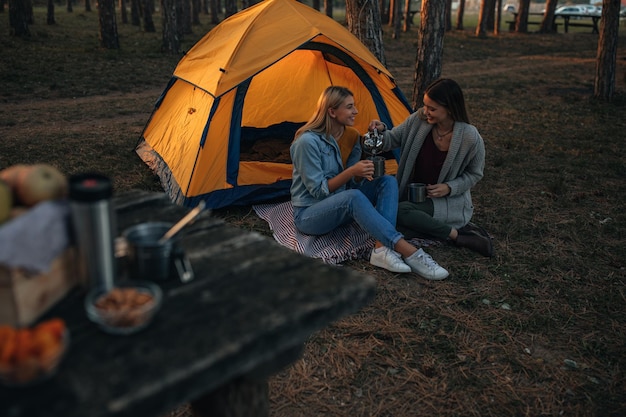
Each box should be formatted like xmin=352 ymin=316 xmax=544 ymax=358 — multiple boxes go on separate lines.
xmin=506 ymin=20 xmax=560 ymax=32
xmin=0 ymin=190 xmax=377 ymax=417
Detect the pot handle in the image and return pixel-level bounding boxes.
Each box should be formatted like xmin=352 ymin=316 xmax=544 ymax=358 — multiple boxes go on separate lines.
xmin=174 ymin=252 xmax=194 ymax=283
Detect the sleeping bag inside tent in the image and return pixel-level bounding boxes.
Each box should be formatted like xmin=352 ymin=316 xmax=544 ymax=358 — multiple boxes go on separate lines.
xmin=136 ymin=0 xmax=413 ymax=209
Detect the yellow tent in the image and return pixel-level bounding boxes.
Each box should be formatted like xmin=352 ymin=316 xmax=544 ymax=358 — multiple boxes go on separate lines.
xmin=137 ymin=0 xmax=413 ymax=209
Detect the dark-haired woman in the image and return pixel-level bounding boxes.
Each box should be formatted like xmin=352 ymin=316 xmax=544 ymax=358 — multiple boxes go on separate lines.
xmin=369 ymin=78 xmax=493 ymax=257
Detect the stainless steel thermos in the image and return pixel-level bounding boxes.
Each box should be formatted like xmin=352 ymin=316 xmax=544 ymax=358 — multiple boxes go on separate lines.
xmin=68 ymin=173 xmax=116 ymax=291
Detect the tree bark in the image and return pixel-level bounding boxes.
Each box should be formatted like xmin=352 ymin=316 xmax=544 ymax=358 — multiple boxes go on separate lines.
xmin=131 ymin=0 xmax=141 ymax=25
xmin=455 ymin=0 xmax=465 ymax=30
xmin=9 ymin=0 xmax=30 ymax=36
xmin=161 ymin=0 xmax=179 ymax=54
xmin=98 ymin=0 xmax=120 ymax=49
xmin=47 ymin=0 xmax=55 ymax=25
xmin=413 ymin=0 xmax=445 ymax=109
xmin=494 ymin=0 xmax=501 ymax=34
xmin=402 ymin=0 xmax=412 ymax=32
xmin=346 ymin=0 xmax=386 ymax=66
xmin=540 ymin=0 xmax=558 ymax=33
xmin=119 ymin=0 xmax=128 ymax=24
xmin=324 ymin=0 xmax=332 ymax=18
xmin=515 ymin=0 xmax=530 ymax=33
xmin=475 ymin=0 xmax=489 ymax=37
xmin=391 ymin=0 xmax=401 ymax=39
xmin=142 ymin=0 xmax=155 ymax=32
xmin=594 ymin=0 xmax=620 ymax=101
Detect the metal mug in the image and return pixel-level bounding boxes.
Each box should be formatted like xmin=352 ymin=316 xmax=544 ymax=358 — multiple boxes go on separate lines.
xmin=122 ymin=222 xmax=194 ymax=283
xmin=371 ymin=156 xmax=386 ymax=178
xmin=407 ymin=183 xmax=427 ymax=203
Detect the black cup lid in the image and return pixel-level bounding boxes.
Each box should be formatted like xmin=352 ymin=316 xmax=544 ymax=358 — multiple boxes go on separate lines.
xmin=68 ymin=173 xmax=113 ymax=202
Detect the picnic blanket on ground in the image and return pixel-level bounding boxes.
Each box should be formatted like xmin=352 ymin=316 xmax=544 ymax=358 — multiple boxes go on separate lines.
xmin=253 ymin=201 xmax=440 ymax=265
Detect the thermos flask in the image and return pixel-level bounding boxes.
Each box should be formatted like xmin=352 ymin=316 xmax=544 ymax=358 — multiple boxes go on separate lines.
xmin=68 ymin=173 xmax=116 ymax=291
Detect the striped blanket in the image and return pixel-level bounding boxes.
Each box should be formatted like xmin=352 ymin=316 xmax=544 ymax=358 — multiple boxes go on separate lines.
xmin=253 ymin=201 xmax=440 ymax=265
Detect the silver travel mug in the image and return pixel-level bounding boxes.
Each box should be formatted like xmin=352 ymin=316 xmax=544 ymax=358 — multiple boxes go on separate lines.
xmin=68 ymin=173 xmax=117 ymax=291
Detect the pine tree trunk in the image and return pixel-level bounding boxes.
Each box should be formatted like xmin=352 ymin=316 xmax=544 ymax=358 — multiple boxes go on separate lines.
xmin=594 ymin=0 xmax=620 ymax=101
xmin=142 ymin=0 xmax=155 ymax=32
xmin=515 ymin=0 xmax=530 ymax=33
xmin=98 ymin=0 xmax=119 ymax=49
xmin=161 ymin=0 xmax=179 ymax=54
xmin=324 ymin=0 xmax=332 ymax=18
xmin=540 ymin=0 xmax=559 ymax=33
xmin=9 ymin=0 xmax=30 ymax=36
xmin=413 ymin=0 xmax=445 ymax=108
xmin=346 ymin=0 xmax=386 ymax=66
xmin=456 ymin=0 xmax=465 ymax=30
xmin=47 ymin=0 xmax=56 ymax=25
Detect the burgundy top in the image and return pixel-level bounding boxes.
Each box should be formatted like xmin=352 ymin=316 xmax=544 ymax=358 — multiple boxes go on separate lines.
xmin=411 ymin=130 xmax=448 ymax=185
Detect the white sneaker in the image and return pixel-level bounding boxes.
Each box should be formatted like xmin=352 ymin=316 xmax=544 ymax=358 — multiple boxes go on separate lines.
xmin=404 ymin=249 xmax=449 ymax=280
xmin=370 ymin=247 xmax=411 ymax=273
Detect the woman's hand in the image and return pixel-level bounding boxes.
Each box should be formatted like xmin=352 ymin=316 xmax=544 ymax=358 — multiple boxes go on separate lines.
xmin=351 ymin=159 xmax=375 ymax=181
xmin=426 ymin=183 xmax=451 ymax=198
xmin=368 ymin=120 xmax=386 ymax=132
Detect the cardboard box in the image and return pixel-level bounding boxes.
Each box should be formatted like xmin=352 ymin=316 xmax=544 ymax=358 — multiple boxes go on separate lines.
xmin=0 ymin=247 xmax=78 ymax=327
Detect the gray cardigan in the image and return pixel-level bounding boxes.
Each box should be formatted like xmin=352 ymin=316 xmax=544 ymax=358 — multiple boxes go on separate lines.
xmin=382 ymin=111 xmax=485 ymax=229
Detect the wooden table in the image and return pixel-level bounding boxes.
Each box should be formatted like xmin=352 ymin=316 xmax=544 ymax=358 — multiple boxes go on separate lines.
xmin=555 ymin=13 xmax=600 ymax=34
xmin=508 ymin=12 xmax=600 ymax=34
xmin=0 ymin=190 xmax=376 ymax=417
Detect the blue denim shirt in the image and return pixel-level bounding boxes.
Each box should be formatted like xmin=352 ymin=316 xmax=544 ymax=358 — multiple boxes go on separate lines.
xmin=290 ymin=130 xmax=361 ymax=208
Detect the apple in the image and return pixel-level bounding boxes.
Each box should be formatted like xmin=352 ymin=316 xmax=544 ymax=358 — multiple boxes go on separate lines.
xmin=0 ymin=179 xmax=12 ymax=224
xmin=15 ymin=164 xmax=68 ymax=207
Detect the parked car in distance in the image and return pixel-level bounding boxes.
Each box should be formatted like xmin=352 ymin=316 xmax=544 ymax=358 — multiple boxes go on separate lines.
xmin=503 ymin=4 xmax=516 ymax=13
xmin=555 ymin=5 xmax=587 ymax=16
xmin=580 ymin=5 xmax=602 ymax=15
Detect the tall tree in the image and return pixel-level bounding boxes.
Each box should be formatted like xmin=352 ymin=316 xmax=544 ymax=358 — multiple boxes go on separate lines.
xmin=475 ymin=0 xmax=489 ymax=37
xmin=47 ymin=0 xmax=56 ymax=25
xmin=455 ymin=0 xmax=465 ymax=30
xmin=119 ymin=0 xmax=128 ymax=24
xmin=540 ymin=0 xmax=558 ymax=33
xmin=161 ymin=0 xmax=179 ymax=53
xmin=346 ymin=0 xmax=386 ymax=66
xmin=514 ymin=0 xmax=530 ymax=33
xmin=494 ymin=0 xmax=502 ymax=35
xmin=142 ymin=0 xmax=155 ymax=32
xmin=413 ymin=0 xmax=445 ymax=108
xmin=594 ymin=0 xmax=620 ymax=101
xmin=444 ymin=0 xmax=452 ymax=31
xmin=324 ymin=0 xmax=333 ymax=18
xmin=9 ymin=0 xmax=30 ymax=36
xmin=85 ymin=0 xmax=91 ymax=12
xmin=391 ymin=0 xmax=401 ymax=39
xmin=98 ymin=0 xmax=120 ymax=49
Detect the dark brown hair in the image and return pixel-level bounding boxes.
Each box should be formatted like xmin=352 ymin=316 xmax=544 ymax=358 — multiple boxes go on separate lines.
xmin=424 ymin=78 xmax=470 ymax=124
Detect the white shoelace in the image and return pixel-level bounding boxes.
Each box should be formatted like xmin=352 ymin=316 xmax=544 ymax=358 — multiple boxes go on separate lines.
xmin=417 ymin=249 xmax=440 ymax=269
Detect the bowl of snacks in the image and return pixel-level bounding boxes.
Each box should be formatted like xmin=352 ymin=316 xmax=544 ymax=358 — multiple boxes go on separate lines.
xmin=85 ymin=281 xmax=162 ymax=335
xmin=0 ymin=318 xmax=69 ymax=386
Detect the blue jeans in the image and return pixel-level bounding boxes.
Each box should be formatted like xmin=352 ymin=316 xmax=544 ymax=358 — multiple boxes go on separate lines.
xmin=293 ymin=175 xmax=403 ymax=249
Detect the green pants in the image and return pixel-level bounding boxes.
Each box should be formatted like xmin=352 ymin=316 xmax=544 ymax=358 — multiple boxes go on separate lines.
xmin=397 ymin=200 xmax=452 ymax=240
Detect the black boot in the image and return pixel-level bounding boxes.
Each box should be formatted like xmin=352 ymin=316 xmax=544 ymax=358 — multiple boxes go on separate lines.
xmin=455 ymin=233 xmax=494 ymax=257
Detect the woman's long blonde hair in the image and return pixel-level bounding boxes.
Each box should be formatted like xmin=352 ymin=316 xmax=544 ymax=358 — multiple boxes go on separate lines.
xmin=294 ymin=86 xmax=354 ymax=140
